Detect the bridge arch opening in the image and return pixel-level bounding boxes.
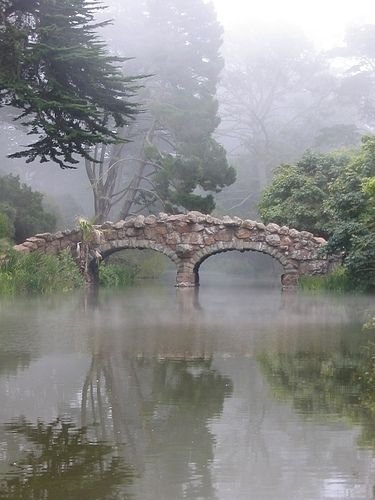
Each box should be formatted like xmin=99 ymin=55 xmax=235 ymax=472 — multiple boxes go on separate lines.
xmin=89 ymin=241 xmax=179 ymax=285
xmin=194 ymin=249 xmax=285 ymax=287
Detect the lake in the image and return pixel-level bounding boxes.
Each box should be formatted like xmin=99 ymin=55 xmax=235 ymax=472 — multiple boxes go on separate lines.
xmin=0 ymin=276 xmax=374 ymax=499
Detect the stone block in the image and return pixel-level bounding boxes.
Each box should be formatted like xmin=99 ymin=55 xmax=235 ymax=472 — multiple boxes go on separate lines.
xmin=126 ymin=227 xmax=139 ymax=237
xmin=235 ymin=228 xmax=252 ymax=239
xmin=155 ymin=224 xmax=168 ymax=235
xmin=300 ymin=230 xmax=313 ymax=239
xmin=289 ymin=229 xmax=300 ymax=238
xmin=166 ymin=233 xmax=181 ymax=245
xmin=175 ymin=222 xmax=190 ymax=234
xmin=266 ymin=223 xmax=280 ymax=233
xmin=145 ymin=215 xmax=157 ymax=225
xmin=176 ymin=244 xmax=194 ymax=256
xmin=35 ymin=232 xmax=53 ymax=241
xmin=204 ymin=235 xmax=216 ymax=246
xmin=242 ymin=220 xmax=257 ymax=229
xmin=265 ymin=234 xmax=281 ymax=246
xmin=214 ymin=229 xmax=234 ymax=242
xmin=101 ymin=221 xmax=114 ymax=229
xmin=134 ymin=215 xmax=145 ymax=228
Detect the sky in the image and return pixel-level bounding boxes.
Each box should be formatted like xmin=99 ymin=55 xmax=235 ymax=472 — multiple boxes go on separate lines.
xmin=212 ymin=0 xmax=375 ymax=48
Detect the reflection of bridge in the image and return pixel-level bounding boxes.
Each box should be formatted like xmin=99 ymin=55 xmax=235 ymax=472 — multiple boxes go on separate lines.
xmin=15 ymin=211 xmax=339 ymax=289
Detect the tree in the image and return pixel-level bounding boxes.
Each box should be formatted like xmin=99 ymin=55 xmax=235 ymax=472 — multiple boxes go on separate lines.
xmin=0 ymin=173 xmax=56 ymax=243
xmin=259 ymin=136 xmax=375 ymax=290
xmin=259 ymin=343 xmax=375 ymax=450
xmin=330 ymin=24 xmax=375 ymax=130
xmin=0 ymin=0 xmax=139 ymax=169
xmin=324 ymin=136 xmax=375 ymax=289
xmin=258 ymin=150 xmax=352 ymax=237
xmin=86 ymin=0 xmax=235 ymax=222
xmin=216 ymin=27 xmax=361 ymax=216
xmin=0 ymin=418 xmax=133 ymax=499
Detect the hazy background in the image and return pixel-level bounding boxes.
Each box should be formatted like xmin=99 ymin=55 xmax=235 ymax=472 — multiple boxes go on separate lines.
xmin=1 ymin=0 xmax=375 ymax=227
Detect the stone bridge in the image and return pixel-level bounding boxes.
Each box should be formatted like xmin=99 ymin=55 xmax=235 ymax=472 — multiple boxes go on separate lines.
xmin=14 ymin=211 xmax=338 ymax=289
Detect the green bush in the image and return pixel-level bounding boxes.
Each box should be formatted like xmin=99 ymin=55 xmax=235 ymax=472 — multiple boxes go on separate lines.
xmin=0 ymin=251 xmax=83 ymax=295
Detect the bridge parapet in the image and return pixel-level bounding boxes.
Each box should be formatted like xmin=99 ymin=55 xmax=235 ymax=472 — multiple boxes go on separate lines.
xmin=14 ymin=211 xmax=340 ymax=289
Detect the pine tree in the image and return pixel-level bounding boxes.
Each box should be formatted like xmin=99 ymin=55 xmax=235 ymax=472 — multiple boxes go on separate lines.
xmin=0 ymin=0 xmax=139 ymax=168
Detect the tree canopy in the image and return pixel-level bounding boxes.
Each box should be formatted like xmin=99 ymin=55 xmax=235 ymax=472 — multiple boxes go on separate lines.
xmin=0 ymin=173 xmax=56 ymax=243
xmin=259 ymin=137 xmax=375 ymax=290
xmin=86 ymin=0 xmax=235 ymax=221
xmin=0 ymin=0 xmax=139 ymax=168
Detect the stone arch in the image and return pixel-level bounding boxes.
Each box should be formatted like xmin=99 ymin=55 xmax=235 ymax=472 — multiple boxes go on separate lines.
xmin=176 ymin=240 xmax=299 ymax=288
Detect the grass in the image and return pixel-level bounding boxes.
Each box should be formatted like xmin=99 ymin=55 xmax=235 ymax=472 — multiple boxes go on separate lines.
xmin=0 ymin=250 xmax=84 ymax=295
xmin=299 ymin=266 xmax=353 ymax=294
xmin=99 ymin=263 xmax=137 ymax=288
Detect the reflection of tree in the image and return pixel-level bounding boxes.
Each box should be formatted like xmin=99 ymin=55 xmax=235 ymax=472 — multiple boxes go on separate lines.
xmin=81 ymin=347 xmax=233 ymax=498
xmin=258 ymin=341 xmax=375 ymax=449
xmin=0 ymin=418 xmax=133 ymax=500
xmin=0 ymin=353 xmax=30 ymax=377
xmin=147 ymin=359 xmax=233 ymax=499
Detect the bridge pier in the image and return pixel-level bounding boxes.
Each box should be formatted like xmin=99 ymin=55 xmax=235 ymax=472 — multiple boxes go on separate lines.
xmin=281 ymin=272 xmax=299 ymax=291
xmin=176 ymin=270 xmax=199 ymax=287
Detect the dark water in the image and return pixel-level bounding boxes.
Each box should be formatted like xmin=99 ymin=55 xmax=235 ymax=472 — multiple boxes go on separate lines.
xmin=0 ymin=279 xmax=374 ymax=499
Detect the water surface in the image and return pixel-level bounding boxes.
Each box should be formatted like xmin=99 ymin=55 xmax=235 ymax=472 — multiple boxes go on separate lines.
xmin=0 ymin=280 xmax=374 ymax=499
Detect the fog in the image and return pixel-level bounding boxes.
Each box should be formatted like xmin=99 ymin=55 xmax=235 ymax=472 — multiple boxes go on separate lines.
xmin=1 ymin=5 xmax=375 ymax=497
xmin=1 ymin=0 xmax=375 ymax=253
xmin=0 ymin=0 xmax=375 ymax=227
xmin=214 ymin=0 xmax=375 ymax=48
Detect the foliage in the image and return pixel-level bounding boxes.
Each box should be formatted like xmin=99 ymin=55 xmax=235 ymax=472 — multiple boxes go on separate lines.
xmin=154 ymin=146 xmax=236 ymax=214
xmin=0 ymin=250 xmax=83 ymax=295
xmin=258 ymin=340 xmax=375 ymax=449
xmin=77 ymin=217 xmax=96 ymax=243
xmin=259 ymin=136 xmax=375 ymax=291
xmin=0 ymin=173 xmax=56 ymax=243
xmin=0 ymin=0 xmax=139 ymax=168
xmin=259 ymin=150 xmax=352 ymax=237
xmin=99 ymin=0 xmax=235 ymax=219
xmin=215 ymin=26 xmax=363 ymax=216
xmin=0 ymin=210 xmax=13 ymax=240
xmin=324 ymin=136 xmax=375 ymax=290
xmin=0 ymin=418 xmax=133 ymax=499
xmin=99 ymin=263 xmax=136 ymax=287
xmin=99 ymin=249 xmax=169 ymax=285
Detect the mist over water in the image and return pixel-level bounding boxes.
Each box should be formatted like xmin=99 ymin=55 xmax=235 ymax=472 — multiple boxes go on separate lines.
xmin=0 ymin=278 xmax=373 ymax=499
